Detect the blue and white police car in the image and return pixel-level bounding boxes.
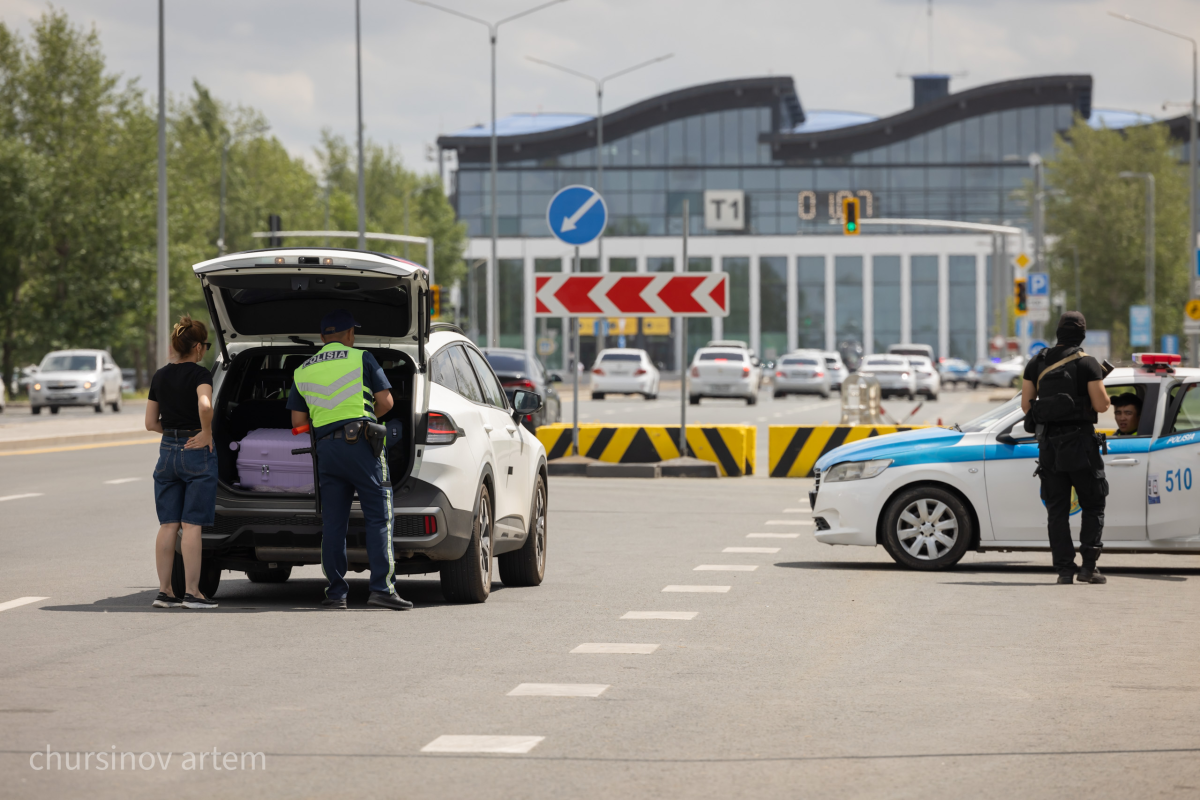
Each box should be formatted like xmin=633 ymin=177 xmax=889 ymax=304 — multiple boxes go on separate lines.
xmin=809 ymin=353 xmax=1200 ymax=569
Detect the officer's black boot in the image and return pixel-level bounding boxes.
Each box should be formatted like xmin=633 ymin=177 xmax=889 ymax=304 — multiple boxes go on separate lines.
xmin=1056 ymin=572 xmax=1074 ymax=585
xmin=1078 ymin=566 xmax=1106 ymax=584
xmin=368 ymin=590 xmax=413 ymax=610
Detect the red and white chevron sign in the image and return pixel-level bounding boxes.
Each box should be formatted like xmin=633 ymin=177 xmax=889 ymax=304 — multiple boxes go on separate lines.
xmin=534 ymin=273 xmax=729 ymax=317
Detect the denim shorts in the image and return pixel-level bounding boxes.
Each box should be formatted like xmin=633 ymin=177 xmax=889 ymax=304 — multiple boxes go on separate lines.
xmin=153 ymin=435 xmax=218 ymax=526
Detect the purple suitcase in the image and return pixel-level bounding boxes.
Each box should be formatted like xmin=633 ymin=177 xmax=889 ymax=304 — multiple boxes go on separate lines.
xmin=231 ymin=428 xmax=315 ymax=493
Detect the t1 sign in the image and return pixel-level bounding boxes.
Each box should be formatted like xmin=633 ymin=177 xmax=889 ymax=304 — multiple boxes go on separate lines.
xmin=704 ymin=190 xmax=745 ymax=231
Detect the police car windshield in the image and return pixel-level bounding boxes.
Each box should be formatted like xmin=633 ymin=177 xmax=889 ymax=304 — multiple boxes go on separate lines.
xmin=959 ymin=396 xmax=1023 ymax=433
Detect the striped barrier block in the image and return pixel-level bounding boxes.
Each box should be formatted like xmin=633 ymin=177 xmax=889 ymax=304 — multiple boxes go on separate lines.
xmin=537 ymin=424 xmax=755 ymax=477
xmin=768 ymin=425 xmax=931 ymax=478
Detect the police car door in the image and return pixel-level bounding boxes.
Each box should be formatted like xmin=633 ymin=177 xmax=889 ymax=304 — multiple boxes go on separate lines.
xmin=1147 ymin=378 xmax=1200 ymax=541
xmin=984 ymin=414 xmax=1046 ymax=541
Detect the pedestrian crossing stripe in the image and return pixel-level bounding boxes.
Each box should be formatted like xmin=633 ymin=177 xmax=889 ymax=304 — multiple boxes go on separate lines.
xmin=537 ymin=424 xmax=755 ymax=476
xmin=768 ymin=425 xmax=930 ymax=478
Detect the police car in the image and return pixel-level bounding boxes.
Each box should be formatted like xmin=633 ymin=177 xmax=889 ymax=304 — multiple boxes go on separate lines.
xmin=810 ymin=353 xmax=1200 ymax=569
xmin=188 ymin=248 xmax=548 ymax=602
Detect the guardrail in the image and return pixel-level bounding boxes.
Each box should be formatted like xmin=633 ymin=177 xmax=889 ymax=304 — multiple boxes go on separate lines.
xmin=536 ymin=423 xmax=755 ymax=477
xmin=768 ymin=425 xmax=931 ymax=478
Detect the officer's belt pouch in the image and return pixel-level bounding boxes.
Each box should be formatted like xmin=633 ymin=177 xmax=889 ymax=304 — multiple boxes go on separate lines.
xmin=365 ymin=422 xmax=387 ymax=459
xmin=1048 ymin=429 xmax=1093 ymax=473
xmin=342 ymin=420 xmax=364 ymax=443
xmin=1033 ymin=394 xmax=1075 ymax=423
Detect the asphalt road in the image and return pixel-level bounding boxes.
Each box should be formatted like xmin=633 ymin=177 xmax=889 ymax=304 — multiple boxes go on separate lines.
xmin=3 ymin=441 xmax=1200 ymax=798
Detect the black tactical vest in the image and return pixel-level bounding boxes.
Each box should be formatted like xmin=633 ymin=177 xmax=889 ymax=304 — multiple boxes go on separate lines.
xmin=1032 ymin=346 xmax=1097 ymax=425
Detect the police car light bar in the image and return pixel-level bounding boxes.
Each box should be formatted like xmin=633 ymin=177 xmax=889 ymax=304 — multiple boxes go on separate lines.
xmin=1133 ymin=353 xmax=1182 ymax=372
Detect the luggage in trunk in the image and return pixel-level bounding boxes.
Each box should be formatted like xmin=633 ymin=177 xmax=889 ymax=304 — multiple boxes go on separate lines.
xmin=231 ymin=428 xmax=315 ymax=493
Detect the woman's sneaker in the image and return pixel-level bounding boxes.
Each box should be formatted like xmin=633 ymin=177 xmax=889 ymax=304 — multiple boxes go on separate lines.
xmin=152 ymin=592 xmax=182 ymax=608
xmin=182 ymin=594 xmax=218 ymax=609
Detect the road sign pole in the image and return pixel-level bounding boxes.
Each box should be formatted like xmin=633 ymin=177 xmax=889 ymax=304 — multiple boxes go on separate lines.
xmin=572 ymin=245 xmax=580 ymax=457
xmin=679 ymin=199 xmax=689 ymax=458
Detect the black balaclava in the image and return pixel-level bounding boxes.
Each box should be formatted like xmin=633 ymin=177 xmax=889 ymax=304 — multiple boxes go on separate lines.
xmin=1055 ymin=311 xmax=1087 ymax=347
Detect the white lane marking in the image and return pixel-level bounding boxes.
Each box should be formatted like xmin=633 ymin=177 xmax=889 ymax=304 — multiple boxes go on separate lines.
xmin=508 ymin=684 xmax=609 ymax=697
xmin=765 ymin=520 xmax=809 ymax=525
xmin=748 ymin=533 xmax=800 ymax=538
xmin=621 ymin=611 xmax=697 ymax=620
xmin=0 ymin=596 xmax=49 ymax=613
xmin=694 ymin=565 xmax=758 ymax=572
xmin=571 ymin=643 xmax=659 ymax=654
xmin=782 ymin=508 xmax=812 ymax=513
xmin=422 ymin=735 xmax=544 ymax=754
xmin=0 ymin=493 xmax=43 ymax=503
xmin=723 ymin=547 xmax=780 ymax=554
xmin=103 ymin=478 xmax=142 ymax=485
xmin=662 ymin=585 xmax=730 ymax=593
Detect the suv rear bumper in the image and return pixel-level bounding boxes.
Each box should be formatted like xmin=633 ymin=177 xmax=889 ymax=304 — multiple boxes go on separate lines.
xmin=202 ymin=477 xmax=474 ymax=574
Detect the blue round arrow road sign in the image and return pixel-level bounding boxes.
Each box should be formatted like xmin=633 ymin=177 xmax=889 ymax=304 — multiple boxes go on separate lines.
xmin=547 ymin=185 xmax=607 ymax=246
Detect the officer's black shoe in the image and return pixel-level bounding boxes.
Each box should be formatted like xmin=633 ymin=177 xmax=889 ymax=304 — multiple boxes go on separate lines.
xmin=320 ymin=597 xmax=348 ymax=610
xmin=367 ymin=591 xmax=413 ymax=610
xmin=1056 ymin=573 xmax=1074 ymax=584
xmin=1078 ymin=567 xmax=1106 ymax=584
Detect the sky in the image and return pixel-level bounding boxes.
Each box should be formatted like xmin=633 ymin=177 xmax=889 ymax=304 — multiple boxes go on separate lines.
xmin=2 ymin=0 xmax=1200 ymax=174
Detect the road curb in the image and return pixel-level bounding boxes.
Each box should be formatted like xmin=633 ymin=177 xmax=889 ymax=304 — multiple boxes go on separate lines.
xmin=586 ymin=462 xmax=661 ymax=478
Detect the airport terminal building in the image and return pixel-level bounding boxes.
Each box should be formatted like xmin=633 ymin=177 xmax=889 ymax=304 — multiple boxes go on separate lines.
xmin=437 ymin=73 xmax=1159 ymax=369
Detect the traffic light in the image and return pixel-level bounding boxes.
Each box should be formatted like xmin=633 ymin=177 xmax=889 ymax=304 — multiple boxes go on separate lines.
xmin=842 ymin=197 xmax=860 ymax=236
xmin=1014 ymin=278 xmax=1028 ymax=315
xmin=430 ymin=284 xmax=441 ymax=318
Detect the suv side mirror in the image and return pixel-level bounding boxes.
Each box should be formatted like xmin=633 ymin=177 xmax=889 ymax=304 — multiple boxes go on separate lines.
xmin=511 ymin=389 xmax=543 ymax=418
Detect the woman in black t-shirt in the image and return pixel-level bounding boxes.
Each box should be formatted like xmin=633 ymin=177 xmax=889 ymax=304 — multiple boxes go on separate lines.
xmin=145 ymin=316 xmax=218 ymax=609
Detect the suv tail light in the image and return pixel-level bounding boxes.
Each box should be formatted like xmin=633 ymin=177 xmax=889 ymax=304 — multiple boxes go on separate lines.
xmin=742 ymin=366 xmax=750 ymax=377
xmin=424 ymin=411 xmax=461 ymax=445
xmin=503 ymin=379 xmax=536 ymax=391
xmin=775 ymin=370 xmax=785 ymax=378
xmin=592 ymin=368 xmax=605 ymax=376
xmin=634 ymin=368 xmax=647 ymax=376
xmin=690 ymin=366 xmax=700 ymax=378
xmin=814 ymin=370 xmax=824 ymax=377
xmin=423 ymin=515 xmax=438 ymax=535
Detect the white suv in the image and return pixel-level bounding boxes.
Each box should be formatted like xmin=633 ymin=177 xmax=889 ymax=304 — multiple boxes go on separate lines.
xmin=189 ymin=248 xmax=548 ymax=604
xmin=591 ymin=348 xmax=660 ymax=400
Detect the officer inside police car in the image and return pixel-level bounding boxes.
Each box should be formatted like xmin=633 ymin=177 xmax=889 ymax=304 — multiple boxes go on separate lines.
xmin=1021 ymin=311 xmax=1111 ymax=585
xmin=287 ymin=310 xmax=412 ymax=610
xmin=1111 ymin=393 xmax=1142 ymax=437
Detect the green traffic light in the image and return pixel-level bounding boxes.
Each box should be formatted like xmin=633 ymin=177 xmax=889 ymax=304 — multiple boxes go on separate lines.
xmin=847 ymin=222 xmax=856 ymax=231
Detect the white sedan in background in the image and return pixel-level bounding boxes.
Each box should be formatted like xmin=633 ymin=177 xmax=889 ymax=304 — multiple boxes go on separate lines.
xmin=773 ymin=352 xmax=831 ymax=398
xmin=977 ymin=356 xmax=1026 ymax=388
xmin=822 ymin=351 xmax=849 ymax=390
xmin=856 ymin=355 xmax=916 ymax=399
xmin=689 ymin=347 xmax=762 ymax=405
xmin=590 ymin=348 xmax=660 ymax=400
xmin=907 ymin=355 xmax=941 ymax=400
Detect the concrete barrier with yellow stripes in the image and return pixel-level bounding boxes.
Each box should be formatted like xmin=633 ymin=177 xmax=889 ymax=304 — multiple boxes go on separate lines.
xmin=537 ymin=424 xmax=756 ymax=477
xmin=768 ymin=425 xmax=931 ymax=478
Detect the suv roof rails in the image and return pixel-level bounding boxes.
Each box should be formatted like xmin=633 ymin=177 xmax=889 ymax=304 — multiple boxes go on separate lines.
xmin=429 ymin=322 xmax=465 ymax=335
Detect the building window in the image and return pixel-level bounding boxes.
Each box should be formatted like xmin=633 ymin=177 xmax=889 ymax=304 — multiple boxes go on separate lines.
xmin=873 ymin=255 xmax=901 ymax=353
xmin=797 ymin=256 xmax=825 ymax=350
xmin=499 ymin=259 xmax=524 ymax=348
xmin=760 ymin=256 xmax=787 ymax=360
xmin=835 ymin=256 xmax=864 ymax=348
xmin=609 ymin=258 xmax=636 ymax=273
xmin=911 ymin=255 xmax=939 ymax=352
xmin=949 ymin=255 xmax=977 ymax=361
xmin=723 ymin=257 xmax=750 ymax=343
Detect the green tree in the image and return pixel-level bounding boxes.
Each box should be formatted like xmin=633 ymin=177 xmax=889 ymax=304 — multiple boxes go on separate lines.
xmin=1045 ymin=119 xmax=1189 ymax=359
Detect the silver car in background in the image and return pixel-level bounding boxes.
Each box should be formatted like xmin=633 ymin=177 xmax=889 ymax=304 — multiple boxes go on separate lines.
xmin=906 ymin=355 xmax=941 ymax=400
xmin=28 ymin=349 xmax=124 ymax=415
xmin=773 ymin=352 xmax=831 ymax=398
xmin=856 ymin=354 xmax=916 ymax=399
xmin=821 ymin=351 xmax=849 ymax=390
xmin=590 ymin=348 xmax=660 ymax=400
xmin=689 ymin=347 xmax=762 ymax=405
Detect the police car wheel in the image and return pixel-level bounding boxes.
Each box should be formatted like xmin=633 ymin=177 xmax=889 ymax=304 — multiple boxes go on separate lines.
xmin=440 ymin=483 xmax=493 ymax=603
xmin=499 ymin=474 xmax=547 ymax=587
xmin=881 ymin=486 xmax=971 ymax=570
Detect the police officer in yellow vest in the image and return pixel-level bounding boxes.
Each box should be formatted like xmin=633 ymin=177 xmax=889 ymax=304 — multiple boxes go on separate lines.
xmin=287 ymin=310 xmax=412 ymax=610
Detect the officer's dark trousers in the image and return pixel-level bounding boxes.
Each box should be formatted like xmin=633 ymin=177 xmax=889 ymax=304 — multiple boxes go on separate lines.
xmin=1039 ymin=467 xmax=1105 ymax=575
xmin=315 ymin=435 xmax=394 ymax=599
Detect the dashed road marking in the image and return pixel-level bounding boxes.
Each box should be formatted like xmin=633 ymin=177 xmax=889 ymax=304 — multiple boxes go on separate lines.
xmin=508 ymin=684 xmax=609 ymax=697
xmin=765 ymin=520 xmax=808 ymax=525
xmin=662 ymin=585 xmax=730 ymax=593
xmin=103 ymin=478 xmax=142 ymax=485
xmin=422 ymin=735 xmax=544 ymax=754
xmin=621 ymin=611 xmax=697 ymax=620
xmin=571 ymin=643 xmax=659 ymax=654
xmin=0 ymin=596 xmax=49 ymax=613
xmin=0 ymin=493 xmax=43 ymax=503
xmin=723 ymin=547 xmax=780 ymax=554
xmin=782 ymin=508 xmax=812 ymax=513
xmin=694 ymin=565 xmax=757 ymax=572
xmin=747 ymin=533 xmax=800 ymax=539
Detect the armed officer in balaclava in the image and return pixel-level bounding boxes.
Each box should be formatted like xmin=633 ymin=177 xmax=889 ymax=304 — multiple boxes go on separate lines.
xmin=1020 ymin=311 xmax=1111 ymax=585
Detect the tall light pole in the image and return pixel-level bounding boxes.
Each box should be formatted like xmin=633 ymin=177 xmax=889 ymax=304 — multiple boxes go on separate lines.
xmin=1120 ymin=171 xmax=1156 ymax=344
xmin=156 ymin=0 xmax=168 ymax=368
xmin=1109 ymin=12 xmax=1196 ymax=361
xmin=356 ymin=0 xmax=366 ymax=250
xmin=526 ymin=53 xmax=673 ymax=267
xmin=407 ymin=0 xmax=570 ymax=348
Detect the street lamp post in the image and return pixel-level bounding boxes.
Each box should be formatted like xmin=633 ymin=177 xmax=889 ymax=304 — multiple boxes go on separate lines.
xmin=1110 ymin=12 xmax=1196 ymax=362
xmin=356 ymin=0 xmax=366 ymax=250
xmin=407 ymin=0 xmax=570 ymax=348
xmin=156 ymin=0 xmax=168 ymax=368
xmin=1120 ymin=171 xmax=1156 ymax=344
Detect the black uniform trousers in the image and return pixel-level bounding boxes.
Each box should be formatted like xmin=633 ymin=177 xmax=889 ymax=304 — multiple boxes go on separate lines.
xmin=1038 ymin=427 xmax=1107 ymax=575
